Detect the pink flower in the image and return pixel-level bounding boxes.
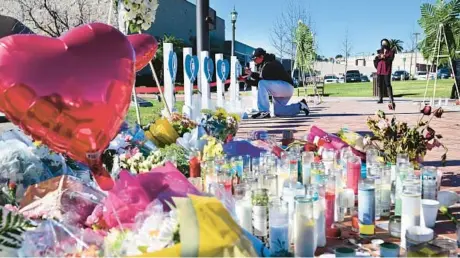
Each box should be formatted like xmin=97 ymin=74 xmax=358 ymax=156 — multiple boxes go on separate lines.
xmin=433 ymin=139 xmax=442 ymax=148
xmin=124 ymin=135 xmax=133 ymax=142
xmin=4 ymin=204 xmax=19 ymax=213
xmin=426 ymin=142 xmax=434 ymax=151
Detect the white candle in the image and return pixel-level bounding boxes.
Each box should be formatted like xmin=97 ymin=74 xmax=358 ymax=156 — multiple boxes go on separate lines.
xmin=314 ymin=198 xmax=326 ymax=247
xmin=294 ymin=215 xmax=316 ymax=257
xmin=401 ymin=193 xmax=421 ymax=248
xmin=235 ymin=200 xmax=252 ymax=232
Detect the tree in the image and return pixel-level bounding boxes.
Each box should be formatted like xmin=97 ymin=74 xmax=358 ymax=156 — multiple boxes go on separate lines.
xmin=418 ymin=0 xmax=460 ymax=64
xmin=389 ymin=39 xmax=404 ymax=53
xmin=270 ymin=17 xmax=288 ymax=61
xmin=418 ymin=0 xmax=460 ymax=98
xmin=335 ymin=54 xmax=343 ymax=59
xmin=279 ymin=0 xmax=312 ymax=71
xmin=342 ymin=29 xmax=352 ymax=75
xmin=295 ymin=21 xmax=315 ymax=86
xmin=2 ymin=0 xmax=113 ymax=37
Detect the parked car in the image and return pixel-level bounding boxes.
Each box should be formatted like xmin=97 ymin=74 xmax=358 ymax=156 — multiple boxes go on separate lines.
xmin=414 ymin=71 xmax=428 ymax=80
xmin=345 ymin=70 xmax=362 ymax=83
xmin=338 ymin=76 xmax=345 ymax=83
xmin=324 ymin=75 xmax=339 ymax=84
xmin=437 ymin=68 xmax=451 ymax=79
xmin=361 ymin=75 xmax=370 ymax=82
xmin=391 ymin=70 xmax=410 ymax=81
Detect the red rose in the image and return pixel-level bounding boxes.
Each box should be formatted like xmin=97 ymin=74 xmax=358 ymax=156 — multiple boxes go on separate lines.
xmin=8 ymin=182 xmax=16 ymax=190
xmin=421 ymin=105 xmax=432 ymax=116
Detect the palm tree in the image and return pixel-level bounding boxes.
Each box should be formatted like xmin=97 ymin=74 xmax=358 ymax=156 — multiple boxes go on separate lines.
xmin=418 ymin=0 xmax=460 ymax=98
xmin=418 ymin=0 xmax=460 ymax=64
xmin=389 ymin=39 xmax=404 ymax=53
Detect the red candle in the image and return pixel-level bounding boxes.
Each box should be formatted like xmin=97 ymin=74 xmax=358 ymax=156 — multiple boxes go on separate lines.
xmin=347 ymin=156 xmax=361 ymax=195
xmin=325 ymin=191 xmax=335 ymax=229
xmin=189 ymin=156 xmax=201 ymax=178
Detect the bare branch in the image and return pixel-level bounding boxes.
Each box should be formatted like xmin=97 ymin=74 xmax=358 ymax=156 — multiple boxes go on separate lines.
xmin=270 ymin=17 xmax=288 ymax=59
xmin=342 ymin=29 xmax=353 ymax=74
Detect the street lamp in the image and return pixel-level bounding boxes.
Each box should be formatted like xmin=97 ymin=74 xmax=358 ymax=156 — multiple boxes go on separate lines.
xmin=231 ymin=6 xmax=238 ymax=56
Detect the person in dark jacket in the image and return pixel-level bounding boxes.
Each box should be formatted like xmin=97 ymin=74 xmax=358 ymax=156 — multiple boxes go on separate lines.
xmin=245 ymin=48 xmax=309 ymax=119
xmin=374 ymin=39 xmax=395 ymax=109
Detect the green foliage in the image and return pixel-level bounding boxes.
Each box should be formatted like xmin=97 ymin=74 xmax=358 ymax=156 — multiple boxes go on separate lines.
xmin=418 ymin=0 xmax=460 ymax=64
xmin=0 ymin=209 xmax=34 ymax=251
xmin=389 ymin=39 xmax=404 ymax=53
xmin=294 ymin=22 xmax=315 ymax=77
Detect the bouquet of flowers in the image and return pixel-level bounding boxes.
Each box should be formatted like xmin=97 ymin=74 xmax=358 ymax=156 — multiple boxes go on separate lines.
xmin=201 ymin=108 xmax=240 ymax=142
xmin=366 ymin=107 xmax=447 ymax=167
xmin=118 ymin=0 xmax=159 ymax=32
xmin=168 ymin=112 xmax=198 ymax=137
xmin=202 ymin=136 xmax=224 ymax=161
xmin=114 ymin=144 xmax=190 ymax=176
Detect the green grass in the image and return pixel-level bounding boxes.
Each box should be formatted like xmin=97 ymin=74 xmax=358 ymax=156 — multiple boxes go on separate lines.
xmin=127 ymin=100 xmax=184 ymax=125
xmin=241 ymin=79 xmax=455 ymax=98
xmin=305 ymin=79 xmax=455 ymax=98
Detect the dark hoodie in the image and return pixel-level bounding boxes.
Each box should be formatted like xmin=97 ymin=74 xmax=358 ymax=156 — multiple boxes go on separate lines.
xmin=246 ymin=54 xmax=294 ymax=86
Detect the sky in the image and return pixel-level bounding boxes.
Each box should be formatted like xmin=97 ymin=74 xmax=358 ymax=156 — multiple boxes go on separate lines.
xmin=189 ymin=0 xmax=435 ymax=58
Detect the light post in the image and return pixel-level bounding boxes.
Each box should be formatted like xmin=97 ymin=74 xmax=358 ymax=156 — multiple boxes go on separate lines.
xmin=231 ymin=7 xmax=238 ymax=56
xmin=402 ymin=54 xmax=407 ymax=80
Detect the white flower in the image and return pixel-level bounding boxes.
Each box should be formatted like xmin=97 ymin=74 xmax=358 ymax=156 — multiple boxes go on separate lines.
xmin=141 ymin=22 xmax=151 ymax=30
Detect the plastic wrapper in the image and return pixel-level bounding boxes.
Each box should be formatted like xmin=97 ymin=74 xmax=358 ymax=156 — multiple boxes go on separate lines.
xmin=307 ymin=125 xmax=366 ymax=160
xmin=102 ymin=171 xmax=151 ymax=229
xmin=223 ymin=140 xmax=266 ymax=158
xmin=176 ymin=126 xmax=207 ymax=152
xmin=89 ymin=162 xmax=202 ymax=229
xmin=18 ymin=175 xmax=105 ymax=226
xmin=132 ymin=195 xmax=258 ymax=257
xmin=111 ymin=200 xmax=179 ymax=256
xmin=337 ymin=128 xmax=366 ymax=152
xmin=0 ymin=139 xmax=52 ymax=200
xmin=18 ymin=220 xmax=105 ymax=257
xmin=144 ymin=119 xmax=179 ymax=148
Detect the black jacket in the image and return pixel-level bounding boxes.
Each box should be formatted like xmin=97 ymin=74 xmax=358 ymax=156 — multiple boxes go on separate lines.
xmin=245 ymin=54 xmax=293 ymax=86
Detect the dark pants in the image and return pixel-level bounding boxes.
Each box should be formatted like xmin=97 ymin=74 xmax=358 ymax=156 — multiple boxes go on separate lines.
xmin=378 ymin=74 xmax=394 ymax=102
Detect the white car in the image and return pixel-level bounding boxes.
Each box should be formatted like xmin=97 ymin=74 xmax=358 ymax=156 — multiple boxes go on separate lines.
xmin=338 ymin=76 xmax=345 ymax=83
xmin=414 ymin=71 xmax=428 ymax=80
xmin=324 ymin=75 xmax=339 ymax=84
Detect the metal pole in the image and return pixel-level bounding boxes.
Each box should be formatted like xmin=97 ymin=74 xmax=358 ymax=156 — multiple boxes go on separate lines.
xmin=231 ymin=21 xmax=235 ymax=56
xmin=413 ymin=32 xmax=420 ymax=72
xmin=196 ymin=0 xmax=209 ymax=93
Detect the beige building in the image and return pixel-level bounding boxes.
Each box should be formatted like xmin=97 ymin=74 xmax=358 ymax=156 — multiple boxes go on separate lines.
xmin=321 ymin=52 xmax=430 ymax=77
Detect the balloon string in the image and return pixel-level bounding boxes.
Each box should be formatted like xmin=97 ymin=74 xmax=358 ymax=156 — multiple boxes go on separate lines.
xmin=138 ymin=31 xmax=172 ymax=117
xmin=107 ymin=0 xmax=114 ymax=25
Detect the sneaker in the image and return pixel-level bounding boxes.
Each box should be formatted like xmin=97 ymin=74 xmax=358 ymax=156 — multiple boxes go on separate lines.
xmin=251 ymin=111 xmax=271 ymax=119
xmin=377 ymin=100 xmax=383 ymax=104
xmin=300 ymin=99 xmax=310 ymax=116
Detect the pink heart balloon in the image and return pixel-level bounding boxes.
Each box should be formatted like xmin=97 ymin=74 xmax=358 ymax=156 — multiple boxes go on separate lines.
xmin=127 ymin=34 xmax=158 ymax=71
xmin=0 ymin=23 xmax=137 ymax=190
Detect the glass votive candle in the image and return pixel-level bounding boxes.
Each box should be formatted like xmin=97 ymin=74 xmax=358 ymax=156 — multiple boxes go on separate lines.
xmin=269 ymin=200 xmax=289 ymax=254
xmin=335 ymin=247 xmax=356 ymax=257
xmin=262 ymin=174 xmax=278 ymax=199
xmin=389 ymin=215 xmax=401 ymax=238
xmin=431 ymin=238 xmax=458 ymax=258
xmin=379 ymin=242 xmax=400 ymax=257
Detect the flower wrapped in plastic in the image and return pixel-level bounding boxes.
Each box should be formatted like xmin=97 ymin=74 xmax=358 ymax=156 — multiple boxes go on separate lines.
xmin=169 ymin=112 xmax=198 ymax=137
xmin=18 ymin=175 xmax=106 ymax=227
xmin=144 ymin=119 xmax=180 ymax=148
xmin=130 ymin=195 xmax=258 ymax=257
xmin=0 ymin=139 xmax=51 ymax=201
xmin=18 ymin=220 xmax=105 ymax=257
xmin=87 ymin=163 xmax=202 ymax=230
xmin=176 ymin=125 xmax=207 ymax=152
xmin=201 ymin=108 xmax=241 ymax=142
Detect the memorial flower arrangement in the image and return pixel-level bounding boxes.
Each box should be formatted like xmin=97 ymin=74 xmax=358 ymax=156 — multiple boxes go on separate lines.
xmin=366 ymin=107 xmax=447 ymax=167
xmin=117 ymin=0 xmax=159 ymax=32
xmin=201 ymin=108 xmax=240 ymax=142
xmin=168 ymin=112 xmax=198 ymax=137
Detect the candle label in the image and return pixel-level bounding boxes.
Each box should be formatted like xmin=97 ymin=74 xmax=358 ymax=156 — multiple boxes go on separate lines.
xmin=422 ymin=173 xmax=437 ymax=200
xmin=252 ymin=205 xmax=268 ymax=238
xmin=358 ymin=187 xmax=375 ymax=235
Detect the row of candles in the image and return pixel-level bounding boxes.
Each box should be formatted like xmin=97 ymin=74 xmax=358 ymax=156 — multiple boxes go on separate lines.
xmin=187 ymin=145 xmax=440 ymax=255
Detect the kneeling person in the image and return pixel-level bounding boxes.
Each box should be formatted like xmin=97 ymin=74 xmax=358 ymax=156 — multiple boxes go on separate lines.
xmin=245 ymin=48 xmax=309 ymax=119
